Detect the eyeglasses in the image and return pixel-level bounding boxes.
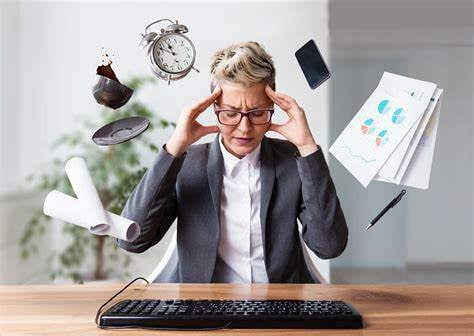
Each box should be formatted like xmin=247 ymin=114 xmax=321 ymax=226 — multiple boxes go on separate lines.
xmin=214 ymin=103 xmax=274 ymax=126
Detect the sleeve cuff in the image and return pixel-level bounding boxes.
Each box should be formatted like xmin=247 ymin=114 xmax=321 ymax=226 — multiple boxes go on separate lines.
xmin=294 ymin=145 xmax=330 ymax=180
xmin=162 ymin=143 xmax=187 ymax=160
xmin=293 ymin=145 xmax=321 ymax=159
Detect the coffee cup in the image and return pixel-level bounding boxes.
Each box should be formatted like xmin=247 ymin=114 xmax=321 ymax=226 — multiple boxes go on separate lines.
xmin=92 ymin=73 xmax=134 ymax=110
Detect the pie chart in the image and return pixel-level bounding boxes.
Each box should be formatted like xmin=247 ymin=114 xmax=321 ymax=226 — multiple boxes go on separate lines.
xmin=378 ymin=99 xmax=391 ymax=115
xmin=361 ymin=118 xmax=376 ymax=135
xmin=375 ymin=130 xmax=389 ymax=147
xmin=391 ymin=108 xmax=406 ymax=124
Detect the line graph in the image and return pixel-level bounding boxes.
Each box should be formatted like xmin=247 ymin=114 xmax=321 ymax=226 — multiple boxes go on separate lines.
xmin=340 ymin=146 xmax=376 ymax=164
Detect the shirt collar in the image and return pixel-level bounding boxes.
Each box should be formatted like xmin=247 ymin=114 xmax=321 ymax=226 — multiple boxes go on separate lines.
xmin=219 ymin=133 xmax=261 ymax=175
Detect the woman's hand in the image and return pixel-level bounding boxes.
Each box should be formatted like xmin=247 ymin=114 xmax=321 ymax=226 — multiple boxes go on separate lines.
xmin=265 ymin=85 xmax=318 ymax=156
xmin=166 ymin=86 xmax=222 ymax=157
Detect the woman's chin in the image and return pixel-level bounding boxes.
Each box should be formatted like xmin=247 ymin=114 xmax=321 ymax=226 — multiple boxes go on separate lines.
xmin=227 ymin=145 xmax=249 ymax=157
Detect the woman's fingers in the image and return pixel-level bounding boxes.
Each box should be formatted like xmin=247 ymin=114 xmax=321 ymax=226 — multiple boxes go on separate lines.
xmin=276 ymin=91 xmax=297 ymax=104
xmin=265 ymin=85 xmax=296 ymax=117
xmin=265 ymin=85 xmax=280 ymax=100
xmin=189 ymin=85 xmax=222 ymax=119
xmin=275 ymin=93 xmax=301 ymax=114
xmin=270 ymin=95 xmax=289 ymax=110
xmin=265 ymin=86 xmax=291 ymax=110
xmin=266 ymin=85 xmax=294 ymax=103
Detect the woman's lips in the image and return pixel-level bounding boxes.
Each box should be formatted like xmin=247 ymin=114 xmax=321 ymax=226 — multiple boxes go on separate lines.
xmin=234 ymin=137 xmax=253 ymax=145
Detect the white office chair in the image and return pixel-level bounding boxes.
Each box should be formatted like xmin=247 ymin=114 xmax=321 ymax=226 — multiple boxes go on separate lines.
xmin=145 ymin=229 xmax=179 ymax=283
xmin=146 ymin=225 xmax=329 ymax=284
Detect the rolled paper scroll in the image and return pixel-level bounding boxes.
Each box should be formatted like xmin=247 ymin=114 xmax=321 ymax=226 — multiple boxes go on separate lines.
xmin=64 ymin=157 xmax=109 ymax=233
xmin=43 ymin=190 xmax=140 ymax=242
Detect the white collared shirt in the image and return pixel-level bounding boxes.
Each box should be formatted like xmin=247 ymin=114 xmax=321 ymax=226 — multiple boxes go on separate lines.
xmin=212 ymin=134 xmax=269 ymax=283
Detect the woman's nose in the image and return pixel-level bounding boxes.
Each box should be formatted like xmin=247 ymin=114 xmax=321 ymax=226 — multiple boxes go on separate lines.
xmin=237 ymin=114 xmax=253 ymax=132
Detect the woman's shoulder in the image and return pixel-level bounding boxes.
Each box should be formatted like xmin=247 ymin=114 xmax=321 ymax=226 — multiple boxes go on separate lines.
xmin=265 ymin=136 xmax=299 ymax=156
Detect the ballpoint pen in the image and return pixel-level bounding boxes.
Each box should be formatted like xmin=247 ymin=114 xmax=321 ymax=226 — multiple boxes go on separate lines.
xmin=366 ymin=189 xmax=407 ymax=230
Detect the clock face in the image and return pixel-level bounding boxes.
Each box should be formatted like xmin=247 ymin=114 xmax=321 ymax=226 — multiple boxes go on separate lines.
xmin=152 ymin=33 xmax=195 ymax=74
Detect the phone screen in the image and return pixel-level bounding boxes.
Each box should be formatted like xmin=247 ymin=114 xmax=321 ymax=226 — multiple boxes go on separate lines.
xmin=295 ymin=40 xmax=331 ymax=90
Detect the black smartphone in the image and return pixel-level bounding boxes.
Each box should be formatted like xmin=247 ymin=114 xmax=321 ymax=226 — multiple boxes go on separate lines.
xmin=295 ymin=39 xmax=331 ymax=90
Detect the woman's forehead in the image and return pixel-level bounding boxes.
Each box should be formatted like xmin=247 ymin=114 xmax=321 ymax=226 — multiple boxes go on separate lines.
xmin=218 ymin=82 xmax=272 ymax=108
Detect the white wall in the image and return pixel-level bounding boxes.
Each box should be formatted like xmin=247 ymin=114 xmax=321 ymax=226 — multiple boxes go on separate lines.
xmin=329 ymin=0 xmax=474 ymax=268
xmin=0 ymin=1 xmax=332 ymax=283
xmin=1 ymin=0 xmax=21 ymax=193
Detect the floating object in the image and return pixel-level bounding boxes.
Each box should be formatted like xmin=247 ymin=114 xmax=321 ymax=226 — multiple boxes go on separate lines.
xmin=44 ymin=191 xmax=140 ymax=242
xmin=366 ymin=189 xmax=407 ymax=230
xmin=92 ymin=116 xmax=149 ymax=146
xmin=295 ymin=39 xmax=331 ymax=90
xmin=64 ymin=157 xmax=109 ymax=232
xmin=43 ymin=157 xmax=140 ymax=242
xmin=92 ymin=49 xmax=134 ymax=109
xmin=139 ymin=18 xmax=199 ymax=84
xmin=329 ymin=72 xmax=439 ymax=188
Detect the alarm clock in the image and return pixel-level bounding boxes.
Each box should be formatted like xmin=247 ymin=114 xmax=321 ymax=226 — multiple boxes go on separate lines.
xmin=139 ymin=19 xmax=199 ymax=84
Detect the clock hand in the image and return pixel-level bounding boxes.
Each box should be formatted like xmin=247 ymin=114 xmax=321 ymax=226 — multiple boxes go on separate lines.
xmin=167 ymin=44 xmax=178 ymax=56
xmin=159 ymin=46 xmax=177 ymax=56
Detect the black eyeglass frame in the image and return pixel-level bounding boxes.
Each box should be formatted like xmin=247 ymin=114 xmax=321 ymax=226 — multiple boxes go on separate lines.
xmin=213 ymin=103 xmax=275 ymax=126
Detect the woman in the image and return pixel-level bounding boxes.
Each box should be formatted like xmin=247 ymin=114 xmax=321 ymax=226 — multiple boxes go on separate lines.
xmin=117 ymin=41 xmax=348 ymax=283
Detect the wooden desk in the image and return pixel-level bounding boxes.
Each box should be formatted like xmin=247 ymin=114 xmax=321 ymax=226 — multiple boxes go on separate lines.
xmin=1 ymin=284 xmax=473 ymax=335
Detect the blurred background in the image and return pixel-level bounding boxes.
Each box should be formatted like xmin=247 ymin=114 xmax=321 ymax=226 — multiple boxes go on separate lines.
xmin=0 ymin=0 xmax=472 ymax=285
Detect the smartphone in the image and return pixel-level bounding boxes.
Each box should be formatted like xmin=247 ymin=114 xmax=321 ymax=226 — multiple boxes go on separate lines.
xmin=295 ymin=39 xmax=331 ymax=90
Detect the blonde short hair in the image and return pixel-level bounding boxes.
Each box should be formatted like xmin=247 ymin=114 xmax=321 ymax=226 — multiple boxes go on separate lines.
xmin=210 ymin=41 xmax=275 ymax=90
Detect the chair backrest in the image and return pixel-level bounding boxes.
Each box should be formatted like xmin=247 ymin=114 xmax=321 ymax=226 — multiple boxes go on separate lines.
xmin=146 ymin=230 xmax=179 ymax=283
xmin=299 ymin=234 xmax=329 ymax=284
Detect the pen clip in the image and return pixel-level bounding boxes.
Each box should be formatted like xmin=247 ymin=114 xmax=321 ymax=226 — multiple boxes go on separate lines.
xmin=391 ymin=189 xmax=406 ymax=207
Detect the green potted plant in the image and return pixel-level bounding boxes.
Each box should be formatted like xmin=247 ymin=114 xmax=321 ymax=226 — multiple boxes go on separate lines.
xmin=19 ymin=75 xmax=175 ymax=283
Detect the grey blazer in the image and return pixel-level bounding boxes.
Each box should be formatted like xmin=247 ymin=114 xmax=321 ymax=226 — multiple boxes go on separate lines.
xmin=116 ymin=134 xmax=348 ymax=283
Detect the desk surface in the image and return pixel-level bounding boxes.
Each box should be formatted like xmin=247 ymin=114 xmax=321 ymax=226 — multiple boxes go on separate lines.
xmin=1 ymin=283 xmax=473 ymax=335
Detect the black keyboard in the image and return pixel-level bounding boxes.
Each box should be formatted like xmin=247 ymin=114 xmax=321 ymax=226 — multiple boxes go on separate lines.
xmin=99 ymin=299 xmax=363 ymax=329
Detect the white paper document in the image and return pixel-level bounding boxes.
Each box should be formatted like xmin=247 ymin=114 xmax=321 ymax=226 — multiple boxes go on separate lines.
xmin=329 ymin=72 xmax=442 ymax=189
xmin=44 ymin=190 xmax=140 ymax=242
xmin=399 ymin=94 xmax=443 ymax=189
xmin=376 ymin=88 xmax=443 ymax=187
xmin=375 ymin=73 xmax=437 ymax=179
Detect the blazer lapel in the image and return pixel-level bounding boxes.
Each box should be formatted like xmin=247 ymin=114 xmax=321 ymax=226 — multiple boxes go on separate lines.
xmin=260 ymin=136 xmax=275 ymax=277
xmin=206 ymin=134 xmax=224 ymax=281
xmin=207 ymin=134 xmax=224 ymax=222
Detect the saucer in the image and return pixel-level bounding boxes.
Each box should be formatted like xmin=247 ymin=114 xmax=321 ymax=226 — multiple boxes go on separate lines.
xmin=92 ymin=117 xmax=149 ymax=146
